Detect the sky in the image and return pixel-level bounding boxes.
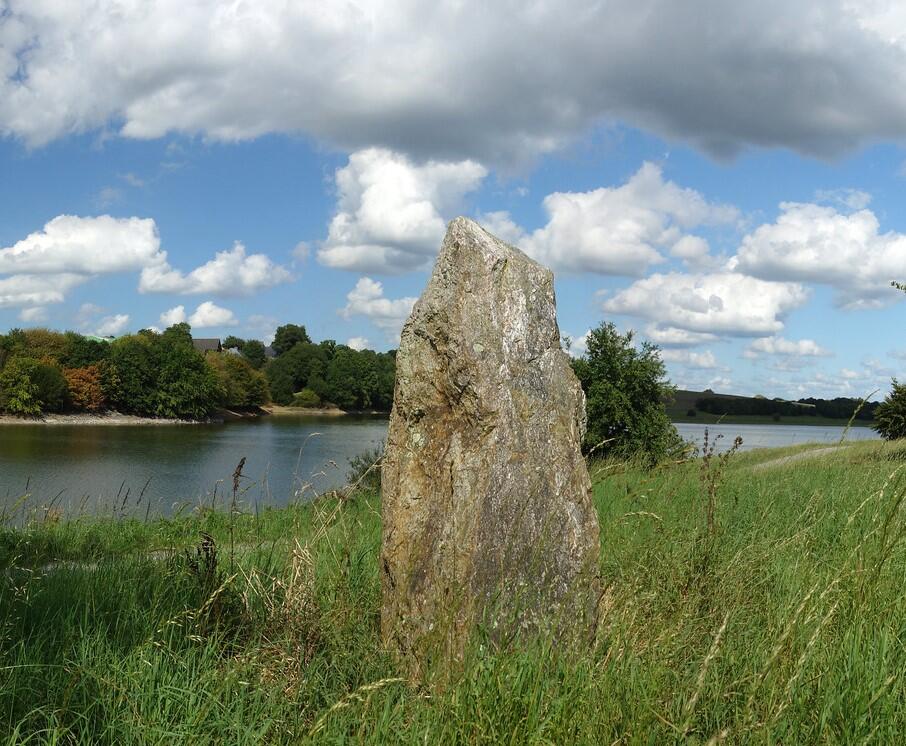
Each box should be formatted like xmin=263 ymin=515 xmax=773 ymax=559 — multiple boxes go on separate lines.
xmin=3 ymin=1 xmax=906 ymax=400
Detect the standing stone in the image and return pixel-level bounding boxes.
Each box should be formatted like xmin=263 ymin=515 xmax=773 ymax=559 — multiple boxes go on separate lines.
xmin=381 ymin=217 xmax=601 ymax=668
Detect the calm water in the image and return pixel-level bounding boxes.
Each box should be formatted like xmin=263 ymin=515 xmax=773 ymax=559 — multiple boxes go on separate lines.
xmin=0 ymin=417 xmax=880 ymax=517
xmin=675 ymin=422 xmax=878 ymax=453
xmin=0 ymin=415 xmax=388 ymax=518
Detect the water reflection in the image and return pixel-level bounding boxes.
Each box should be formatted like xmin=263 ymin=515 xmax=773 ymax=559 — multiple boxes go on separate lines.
xmin=0 ymin=416 xmax=388 ymax=517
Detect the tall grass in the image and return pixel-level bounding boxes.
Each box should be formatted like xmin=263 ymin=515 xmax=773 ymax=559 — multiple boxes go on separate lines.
xmin=4 ymin=440 xmax=906 ymax=742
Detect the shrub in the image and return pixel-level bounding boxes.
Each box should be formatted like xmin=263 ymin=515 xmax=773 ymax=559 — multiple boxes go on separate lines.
xmin=571 ymin=321 xmax=684 ymax=465
xmin=874 ymin=379 xmax=906 ymax=440
xmin=291 ymin=388 xmax=321 ymax=408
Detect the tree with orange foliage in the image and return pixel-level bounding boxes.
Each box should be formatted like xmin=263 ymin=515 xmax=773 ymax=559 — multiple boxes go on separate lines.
xmin=64 ymin=364 xmax=106 ymax=412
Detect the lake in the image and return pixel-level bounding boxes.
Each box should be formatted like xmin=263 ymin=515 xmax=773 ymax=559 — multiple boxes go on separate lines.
xmin=0 ymin=415 xmax=389 ymax=519
xmin=675 ymin=422 xmax=878 ymax=453
xmin=0 ymin=417 xmax=879 ymax=518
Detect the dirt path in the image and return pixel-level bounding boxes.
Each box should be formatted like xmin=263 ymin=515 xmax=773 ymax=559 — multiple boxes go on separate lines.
xmin=752 ymin=445 xmax=845 ymax=471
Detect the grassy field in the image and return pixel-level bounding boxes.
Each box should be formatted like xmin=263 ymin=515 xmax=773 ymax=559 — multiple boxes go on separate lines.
xmin=4 ymin=440 xmax=906 ymax=743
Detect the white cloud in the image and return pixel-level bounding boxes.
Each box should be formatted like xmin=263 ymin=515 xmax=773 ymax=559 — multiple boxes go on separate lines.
xmin=0 ymin=215 xmax=287 ymax=309
xmin=732 ymin=202 xmax=906 ymax=309
xmin=660 ymin=349 xmax=723 ymax=369
xmin=94 ymin=314 xmax=130 ymax=337
xmin=644 ymin=325 xmax=718 ymax=347
xmin=563 ymin=330 xmax=591 ymax=358
xmin=0 ymin=215 xmax=162 ymax=275
xmin=815 ymin=188 xmax=872 ymax=210
xmin=520 ymin=163 xmax=738 ymax=276
xmin=188 ymin=301 xmax=238 ymax=328
xmin=340 ymin=277 xmax=417 ymax=342
xmin=0 ymin=273 xmax=86 ymax=308
xmin=18 ymin=306 xmax=48 ymax=323
xmin=139 ymin=241 xmax=292 ymax=296
xmin=7 ymin=3 xmax=906 ymax=162
xmin=744 ymin=336 xmax=832 ymax=358
xmin=317 ymin=148 xmax=487 ymax=273
xmin=604 ymin=272 xmax=809 ymax=337
xmin=346 ymin=336 xmax=371 ymax=351
xmin=159 ymin=305 xmax=188 ymax=327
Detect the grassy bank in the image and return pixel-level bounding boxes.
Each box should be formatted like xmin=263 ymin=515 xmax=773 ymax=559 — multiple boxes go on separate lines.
xmin=4 ymin=440 xmax=906 ymax=742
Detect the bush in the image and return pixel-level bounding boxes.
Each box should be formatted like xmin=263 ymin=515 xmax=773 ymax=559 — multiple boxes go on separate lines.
xmin=571 ymin=321 xmax=683 ymax=465
xmin=874 ymin=379 xmax=906 ymax=440
xmin=291 ymin=388 xmax=321 ymax=408
xmin=686 ymin=408 xmax=696 ymax=417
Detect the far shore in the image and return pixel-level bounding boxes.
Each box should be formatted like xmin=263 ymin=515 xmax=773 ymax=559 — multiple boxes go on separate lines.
xmin=265 ymin=405 xmax=389 ymax=417
xmin=0 ymin=406 xmax=390 ymax=426
xmin=0 ymin=411 xmax=199 ymax=426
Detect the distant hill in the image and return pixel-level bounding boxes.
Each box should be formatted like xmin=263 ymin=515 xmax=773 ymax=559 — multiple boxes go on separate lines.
xmin=667 ymin=389 xmax=879 ymax=426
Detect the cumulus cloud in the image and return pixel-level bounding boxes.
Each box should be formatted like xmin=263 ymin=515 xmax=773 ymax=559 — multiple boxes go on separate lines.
xmin=644 ymin=325 xmax=718 ymax=347
xmin=6 ymin=2 xmax=906 ymax=162
xmin=346 ymin=336 xmax=371 ymax=351
xmin=159 ymin=305 xmax=187 ymax=327
xmin=94 ymin=314 xmax=130 ymax=337
xmin=317 ymin=149 xmax=487 ymax=273
xmin=520 ymin=163 xmax=738 ymax=275
xmin=340 ymin=277 xmax=417 ymax=342
xmin=0 ymin=215 xmax=288 ymax=309
xmin=604 ymin=272 xmax=809 ymax=337
xmin=0 ymin=273 xmax=86 ymax=308
xmin=0 ymin=215 xmax=161 ymax=275
xmin=18 ymin=306 xmax=48 ymax=323
xmin=732 ymin=202 xmax=906 ymax=309
xmin=660 ymin=349 xmax=723 ymax=369
xmin=159 ymin=302 xmax=237 ymax=329
xmin=139 ymin=242 xmax=292 ymax=296
xmin=744 ymin=336 xmax=832 ymax=358
xmin=188 ymin=302 xmax=238 ymax=328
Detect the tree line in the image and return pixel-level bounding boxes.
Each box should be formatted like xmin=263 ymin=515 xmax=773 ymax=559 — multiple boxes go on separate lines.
xmin=0 ymin=323 xmax=397 ymax=419
xmin=695 ymin=394 xmax=878 ymax=421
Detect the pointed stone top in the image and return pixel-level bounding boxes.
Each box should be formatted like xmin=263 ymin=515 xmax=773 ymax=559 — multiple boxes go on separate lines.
xmin=442 ymin=216 xmax=544 ymax=270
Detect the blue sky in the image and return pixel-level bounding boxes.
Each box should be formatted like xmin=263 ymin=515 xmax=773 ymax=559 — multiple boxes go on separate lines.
xmin=3 ymin=1 xmax=906 ymax=399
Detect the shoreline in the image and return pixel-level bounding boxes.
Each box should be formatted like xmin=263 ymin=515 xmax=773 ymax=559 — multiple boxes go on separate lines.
xmin=0 ymin=406 xmax=390 ymax=426
xmin=0 ymin=411 xmax=201 ymax=426
xmin=265 ymin=405 xmax=388 ymax=417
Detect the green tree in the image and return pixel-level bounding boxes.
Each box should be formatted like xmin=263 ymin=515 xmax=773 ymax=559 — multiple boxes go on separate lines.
xmin=104 ymin=334 xmax=157 ymax=414
xmin=873 ymin=379 xmax=906 ymax=440
xmin=264 ymin=342 xmax=328 ymax=405
xmin=0 ymin=357 xmax=68 ymax=414
xmin=223 ymin=335 xmax=244 ymax=350
xmin=207 ymin=353 xmax=269 ymax=408
xmin=272 ymin=324 xmax=311 ymax=356
xmin=0 ymin=358 xmax=41 ymax=415
xmin=571 ymin=322 xmax=683 ymax=465
xmin=240 ymin=339 xmax=267 ymax=369
xmin=153 ymin=325 xmax=222 ymax=419
xmin=60 ymin=331 xmax=110 ymax=368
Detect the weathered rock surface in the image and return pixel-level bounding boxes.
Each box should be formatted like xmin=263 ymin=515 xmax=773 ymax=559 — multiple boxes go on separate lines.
xmin=381 ymin=217 xmax=601 ymax=667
